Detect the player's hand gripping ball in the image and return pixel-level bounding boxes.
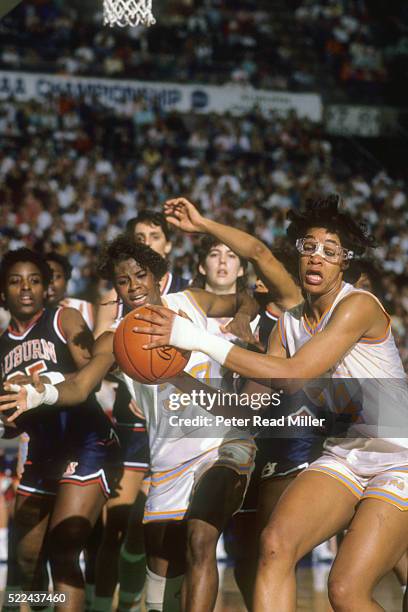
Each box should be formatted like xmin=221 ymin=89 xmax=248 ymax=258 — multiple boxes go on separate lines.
xmin=113 ymin=305 xmax=191 ymax=384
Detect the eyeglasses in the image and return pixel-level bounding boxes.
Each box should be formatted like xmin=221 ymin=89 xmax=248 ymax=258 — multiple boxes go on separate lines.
xmin=296 ymin=238 xmax=354 ymax=263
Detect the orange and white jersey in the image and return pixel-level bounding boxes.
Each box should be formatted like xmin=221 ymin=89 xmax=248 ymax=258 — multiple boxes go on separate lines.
xmin=60 ymin=297 xmax=94 ymax=331
xmin=280 ymin=281 xmax=408 ymax=462
xmin=118 ymin=289 xmax=253 ymax=474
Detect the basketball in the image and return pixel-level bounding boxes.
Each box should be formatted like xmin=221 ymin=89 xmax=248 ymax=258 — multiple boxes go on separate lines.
xmin=113 ymin=305 xmax=191 ymax=384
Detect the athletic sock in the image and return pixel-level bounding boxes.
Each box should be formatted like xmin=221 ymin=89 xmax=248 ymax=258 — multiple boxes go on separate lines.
xmin=145 ymin=568 xmax=165 ymax=612
xmin=145 ymin=568 xmax=183 ymax=612
xmin=117 ymin=590 xmax=142 ymax=612
xmin=85 ymin=583 xmax=95 ymax=610
xmin=118 ymin=545 xmax=146 ymax=611
xmin=92 ymin=595 xmax=113 ymax=611
xmin=163 ymin=574 xmax=183 ymax=612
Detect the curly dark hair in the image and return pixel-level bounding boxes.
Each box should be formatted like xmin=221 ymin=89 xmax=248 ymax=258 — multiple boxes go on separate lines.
xmin=286 ymin=194 xmax=377 ymax=257
xmin=190 ymin=235 xmax=248 ymax=291
xmin=45 ymin=251 xmax=73 ymax=281
xmin=0 ymin=248 xmax=52 ymax=297
xmin=97 ymin=233 xmax=168 ymax=282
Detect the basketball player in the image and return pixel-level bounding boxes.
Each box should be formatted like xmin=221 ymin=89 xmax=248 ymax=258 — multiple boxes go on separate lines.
xmin=92 ymin=212 xmax=189 ymax=611
xmin=91 ymin=212 xmax=189 ymax=611
xmin=163 ymin=197 xmax=329 ymax=606
xmin=45 ymin=250 xmax=104 ymax=610
xmin=46 ymin=251 xmax=95 ymax=330
xmin=0 ymin=248 xmax=118 ymax=611
xmin=94 ymin=211 xmax=189 ymax=337
xmin=133 ymin=194 xmax=408 ymax=611
xmin=0 ymin=235 xmax=258 ymax=612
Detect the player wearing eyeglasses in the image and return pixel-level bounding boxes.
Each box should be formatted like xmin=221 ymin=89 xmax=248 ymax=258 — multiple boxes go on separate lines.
xmin=130 ymin=194 xmax=408 ymax=612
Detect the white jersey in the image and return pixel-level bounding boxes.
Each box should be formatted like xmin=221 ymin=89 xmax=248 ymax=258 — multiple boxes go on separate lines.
xmin=118 ymin=290 xmax=252 ymax=473
xmin=61 ymin=297 xmax=94 ymax=331
xmin=281 ymin=282 xmax=408 ymax=465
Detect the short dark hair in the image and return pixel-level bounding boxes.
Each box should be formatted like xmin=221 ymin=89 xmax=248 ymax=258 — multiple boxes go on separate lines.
xmin=97 ymin=233 xmax=168 ymax=282
xmin=126 ymin=211 xmax=171 ymax=242
xmin=286 ymin=194 xmax=376 ymax=257
xmin=0 ymin=248 xmax=52 ymax=298
xmin=191 ymin=235 xmax=248 ymax=291
xmin=45 ymin=252 xmax=73 ymax=281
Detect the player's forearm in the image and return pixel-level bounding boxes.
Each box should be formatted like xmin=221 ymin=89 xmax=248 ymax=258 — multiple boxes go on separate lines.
xmin=54 ymin=379 xmax=90 ymax=406
xmin=236 ymin=291 xmax=259 ymax=320
xmin=169 ymin=316 xmax=312 ymax=386
xmin=202 ymin=218 xmax=301 ymax=307
xmin=201 ymin=217 xmax=266 ymax=263
xmin=224 ymin=345 xmax=299 ymax=387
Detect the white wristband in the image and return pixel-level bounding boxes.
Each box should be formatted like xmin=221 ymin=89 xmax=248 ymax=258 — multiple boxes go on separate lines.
xmin=0 ymin=421 xmax=4 ymax=438
xmin=44 ymin=372 xmax=65 ymax=384
xmin=13 ymin=383 xmax=60 ymax=410
xmin=170 ymin=316 xmax=233 ymax=366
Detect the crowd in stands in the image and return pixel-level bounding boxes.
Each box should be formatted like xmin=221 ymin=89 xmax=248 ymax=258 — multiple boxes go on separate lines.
xmin=0 ymin=0 xmax=407 ymax=103
xmin=0 ymin=92 xmax=407 ymax=365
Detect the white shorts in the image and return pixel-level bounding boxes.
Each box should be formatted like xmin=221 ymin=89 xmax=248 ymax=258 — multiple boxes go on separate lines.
xmin=306 ymin=452 xmax=408 ymax=511
xmin=143 ymin=439 xmax=256 ymax=523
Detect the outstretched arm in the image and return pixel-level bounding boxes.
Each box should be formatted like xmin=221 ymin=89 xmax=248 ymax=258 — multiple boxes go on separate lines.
xmin=132 ymin=293 xmax=387 ymax=386
xmin=186 ymin=288 xmax=259 ymax=319
xmin=164 ymin=197 xmax=302 ymax=309
xmin=0 ymin=332 xmax=115 ymax=420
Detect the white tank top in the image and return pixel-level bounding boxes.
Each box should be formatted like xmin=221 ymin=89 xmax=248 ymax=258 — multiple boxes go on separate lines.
xmin=281 ymin=282 xmax=408 ymax=463
xmin=117 ymin=290 xmax=252 ymax=472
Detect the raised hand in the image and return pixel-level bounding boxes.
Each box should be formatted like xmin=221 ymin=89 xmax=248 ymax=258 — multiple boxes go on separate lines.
xmin=164 ymin=198 xmax=206 ymax=233
xmin=220 ymin=314 xmax=262 ymax=349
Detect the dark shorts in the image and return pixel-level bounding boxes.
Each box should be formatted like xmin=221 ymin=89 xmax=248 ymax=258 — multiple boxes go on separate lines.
xmin=238 ymin=436 xmax=324 ymax=514
xmin=257 ymin=436 xmax=324 ymax=481
xmin=115 ymin=421 xmax=149 ymax=473
xmin=18 ymin=426 xmax=121 ymax=499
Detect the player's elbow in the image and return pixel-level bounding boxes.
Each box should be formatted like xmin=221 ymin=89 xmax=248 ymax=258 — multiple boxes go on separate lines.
xmin=251 ymin=242 xmax=269 ymax=263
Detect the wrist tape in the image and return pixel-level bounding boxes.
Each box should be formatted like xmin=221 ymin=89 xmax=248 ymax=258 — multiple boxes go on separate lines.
xmin=170 ymin=316 xmax=233 ymax=365
xmin=8 ymin=383 xmax=59 ymax=410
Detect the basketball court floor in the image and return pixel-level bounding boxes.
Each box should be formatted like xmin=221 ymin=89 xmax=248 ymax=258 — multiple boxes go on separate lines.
xmin=214 ymin=561 xmax=403 ymax=611
xmin=0 ymin=561 xmax=403 ymax=610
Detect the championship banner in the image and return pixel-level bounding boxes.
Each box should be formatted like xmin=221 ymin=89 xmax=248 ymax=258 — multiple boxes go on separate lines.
xmin=0 ymin=0 xmax=22 ymax=21
xmin=0 ymin=70 xmax=323 ymax=121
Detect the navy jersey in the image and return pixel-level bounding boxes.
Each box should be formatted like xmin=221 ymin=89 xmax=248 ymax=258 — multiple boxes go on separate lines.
xmin=0 ymin=306 xmax=113 ymax=462
xmin=161 ymin=271 xmax=189 ymax=295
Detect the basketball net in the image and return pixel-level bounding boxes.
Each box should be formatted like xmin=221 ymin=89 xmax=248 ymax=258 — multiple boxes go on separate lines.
xmin=103 ymin=0 xmax=156 ymax=27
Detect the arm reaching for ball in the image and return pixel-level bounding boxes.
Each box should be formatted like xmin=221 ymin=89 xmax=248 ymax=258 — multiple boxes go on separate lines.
xmin=0 ymin=332 xmax=116 ymax=421
xmin=133 ymin=294 xmax=386 ymax=387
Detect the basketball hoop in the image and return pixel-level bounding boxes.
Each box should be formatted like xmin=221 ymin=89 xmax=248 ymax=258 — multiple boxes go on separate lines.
xmin=103 ymin=0 xmax=156 ymax=27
